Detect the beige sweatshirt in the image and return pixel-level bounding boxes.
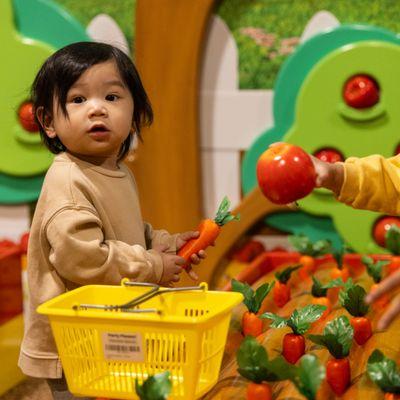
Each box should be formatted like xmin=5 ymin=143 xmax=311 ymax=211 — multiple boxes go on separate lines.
xmin=18 ymin=152 xmax=178 ymax=379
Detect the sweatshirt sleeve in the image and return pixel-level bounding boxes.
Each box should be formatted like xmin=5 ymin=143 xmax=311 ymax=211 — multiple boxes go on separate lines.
xmin=45 ymin=207 xmax=164 ymax=285
xmin=143 ymin=222 xmax=179 ymax=253
xmin=337 ymin=154 xmax=400 ymax=215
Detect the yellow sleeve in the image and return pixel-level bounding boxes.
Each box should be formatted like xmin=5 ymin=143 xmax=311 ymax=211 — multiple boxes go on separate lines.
xmin=337 ymin=154 xmax=400 ymax=215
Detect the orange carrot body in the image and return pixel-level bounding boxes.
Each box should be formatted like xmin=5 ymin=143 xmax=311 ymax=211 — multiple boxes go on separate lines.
xmin=273 ymin=281 xmax=291 ymax=307
xmin=326 ymin=357 xmax=350 ymax=396
xmin=351 ymin=316 xmax=372 ymax=345
xmin=282 ymin=333 xmax=305 ymax=364
xmin=242 ymin=311 xmax=263 ymax=337
xmin=178 ymin=219 xmax=220 ymax=269
xmin=387 ymin=256 xmax=400 ymax=276
xmin=385 ymin=393 xmax=400 ymax=400
xmin=247 ymin=382 xmax=272 ymax=400
xmin=299 ymin=255 xmax=315 ymax=272
xmin=371 ymin=283 xmax=389 ymax=309
xmin=331 ymin=266 xmax=350 ymax=281
xmin=312 ymin=297 xmax=331 ymax=319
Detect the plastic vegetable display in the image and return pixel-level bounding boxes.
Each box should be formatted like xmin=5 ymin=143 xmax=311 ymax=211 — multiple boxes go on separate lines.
xmin=362 ymin=256 xmax=390 ymax=309
xmin=261 ymin=304 xmax=326 ymax=364
xmin=331 ymin=245 xmax=350 ymax=281
xmin=308 ymin=316 xmax=354 ymax=396
xmin=178 ymin=196 xmax=239 ymax=269
xmin=135 ymin=371 xmax=172 ymax=400
xmin=288 ymin=234 xmax=331 ymax=278
xmin=367 ymin=349 xmax=400 ymax=400
xmin=288 ymin=354 xmax=326 ymax=400
xmin=384 ymin=226 xmax=400 ymax=275
xmin=236 ymin=336 xmax=293 ymax=400
xmin=232 ymin=279 xmax=275 ymax=337
xmin=339 ymin=281 xmax=372 ymax=345
xmin=273 ymin=265 xmax=300 ymax=307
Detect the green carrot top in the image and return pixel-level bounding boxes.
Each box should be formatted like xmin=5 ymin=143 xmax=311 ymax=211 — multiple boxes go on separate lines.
xmin=288 ymin=234 xmax=332 ymax=257
xmin=237 ymin=336 xmax=295 ymax=383
xmin=362 ymin=256 xmax=389 ymax=284
xmin=308 ymin=316 xmax=354 ymax=359
xmin=339 ymin=280 xmax=369 ymax=317
xmin=214 ymin=196 xmax=240 ymax=226
xmin=231 ymin=279 xmax=275 ymax=314
xmin=367 ymin=349 xmax=400 ymax=394
xmin=261 ymin=304 xmax=326 ymax=335
xmin=135 ymin=371 xmax=172 ymax=400
xmin=311 ymin=277 xmax=345 ymax=298
xmin=275 ymin=265 xmax=301 ymax=284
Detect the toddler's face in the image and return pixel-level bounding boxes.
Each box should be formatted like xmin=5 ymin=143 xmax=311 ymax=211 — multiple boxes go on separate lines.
xmin=46 ymin=60 xmax=134 ymax=162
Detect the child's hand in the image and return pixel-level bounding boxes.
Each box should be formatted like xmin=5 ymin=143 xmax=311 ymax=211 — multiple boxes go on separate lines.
xmin=365 ymin=270 xmax=400 ymax=330
xmin=158 ymin=250 xmax=185 ymax=286
xmin=177 ymin=231 xmax=207 ymax=281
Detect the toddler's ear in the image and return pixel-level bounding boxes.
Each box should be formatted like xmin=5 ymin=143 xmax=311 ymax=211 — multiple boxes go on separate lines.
xmin=36 ymin=106 xmax=56 ymax=138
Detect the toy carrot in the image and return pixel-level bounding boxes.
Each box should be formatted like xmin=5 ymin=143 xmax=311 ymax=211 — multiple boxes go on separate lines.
xmin=237 ymin=336 xmax=295 ymax=400
xmin=288 ymin=234 xmax=331 ymax=278
xmin=178 ymin=196 xmax=239 ymax=269
xmin=367 ymin=349 xmax=400 ymax=399
xmin=339 ymin=281 xmax=372 ymax=345
xmin=273 ymin=265 xmax=300 ymax=307
xmin=232 ymin=279 xmax=275 ymax=337
xmin=331 ymin=246 xmax=350 ymax=281
xmin=261 ymin=304 xmax=326 ymax=364
xmin=308 ymin=315 xmax=354 ymax=396
xmin=310 ymin=277 xmax=343 ymax=319
xmin=135 ymin=371 xmax=172 ymax=400
xmin=288 ymin=354 xmax=326 ymax=400
xmin=384 ymin=226 xmax=400 ymax=275
xmin=362 ymin=256 xmax=390 ymax=309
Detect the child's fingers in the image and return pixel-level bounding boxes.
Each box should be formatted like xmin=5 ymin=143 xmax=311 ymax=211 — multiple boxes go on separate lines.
xmin=186 ymin=265 xmax=199 ymax=281
xmin=180 ymin=231 xmax=200 ymax=241
xmin=172 ymin=274 xmax=181 ymax=282
xmin=173 ymin=256 xmax=186 ymax=266
xmin=377 ymin=294 xmax=400 ymax=331
xmin=198 ymin=250 xmax=206 ymax=258
xmin=366 ymin=271 xmax=400 ymax=303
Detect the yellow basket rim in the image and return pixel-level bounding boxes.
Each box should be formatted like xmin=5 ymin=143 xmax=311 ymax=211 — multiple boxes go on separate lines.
xmin=37 ymin=284 xmax=243 ymax=324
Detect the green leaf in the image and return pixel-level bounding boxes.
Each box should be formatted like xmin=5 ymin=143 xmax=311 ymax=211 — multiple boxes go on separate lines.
xmin=341 ymin=285 xmax=369 ymax=317
xmin=293 ymin=355 xmax=326 ymax=400
xmin=308 ymin=333 xmax=344 ymax=360
xmin=288 ymin=234 xmax=314 ymax=255
xmin=362 ymin=256 xmax=388 ymax=283
xmin=236 ymin=336 xmax=294 ymax=382
xmin=254 ymin=281 xmax=275 ymax=313
xmin=312 ymin=240 xmax=332 ymax=257
xmin=135 ymin=371 xmax=172 ymax=400
xmin=311 ymin=277 xmax=328 ymax=298
xmin=260 ymin=312 xmax=287 ymax=328
xmin=275 ymin=265 xmax=301 ymax=284
xmin=214 ymin=196 xmax=240 ymax=226
xmin=385 ymin=225 xmax=400 ymax=255
xmin=287 ymin=305 xmax=326 ymax=335
xmin=367 ymin=350 xmax=400 ymax=394
xmin=237 ymin=336 xmax=270 ymax=383
xmin=231 ymin=279 xmax=256 ymax=313
xmin=323 ymin=278 xmax=346 ymax=289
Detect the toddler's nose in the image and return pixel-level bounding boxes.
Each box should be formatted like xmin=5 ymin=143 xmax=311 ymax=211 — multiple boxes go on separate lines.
xmin=88 ymin=100 xmax=107 ymax=118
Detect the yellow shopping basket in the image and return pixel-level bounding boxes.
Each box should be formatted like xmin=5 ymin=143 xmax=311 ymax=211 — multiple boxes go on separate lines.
xmin=37 ymin=281 xmax=243 ymax=399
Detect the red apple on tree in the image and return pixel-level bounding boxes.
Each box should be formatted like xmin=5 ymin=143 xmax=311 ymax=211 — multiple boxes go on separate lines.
xmin=314 ymin=148 xmax=344 ymax=163
xmin=18 ymin=102 xmax=39 ymax=132
xmin=373 ymin=216 xmax=400 ymax=247
xmin=343 ymin=74 xmax=380 ymax=109
xmin=256 ymin=143 xmax=316 ymax=204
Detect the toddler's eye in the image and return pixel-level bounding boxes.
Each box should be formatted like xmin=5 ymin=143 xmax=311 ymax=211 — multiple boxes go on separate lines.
xmin=106 ymin=94 xmax=119 ymax=101
xmin=72 ymin=96 xmax=85 ymax=104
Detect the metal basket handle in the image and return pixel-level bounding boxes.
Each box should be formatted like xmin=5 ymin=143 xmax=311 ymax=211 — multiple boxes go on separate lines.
xmin=73 ymin=281 xmax=207 ymax=314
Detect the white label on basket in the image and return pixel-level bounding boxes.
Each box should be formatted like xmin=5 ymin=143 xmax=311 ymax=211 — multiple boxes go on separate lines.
xmin=102 ymin=332 xmax=145 ymax=362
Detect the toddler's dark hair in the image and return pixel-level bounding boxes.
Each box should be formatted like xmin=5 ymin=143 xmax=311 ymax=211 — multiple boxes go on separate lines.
xmin=31 ymin=41 xmax=153 ymax=160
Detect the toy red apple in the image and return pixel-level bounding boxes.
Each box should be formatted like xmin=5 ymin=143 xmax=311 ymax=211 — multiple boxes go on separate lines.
xmin=373 ymin=216 xmax=400 ymax=247
xmin=314 ymin=148 xmax=344 ymax=163
xmin=343 ymin=74 xmax=379 ymax=109
xmin=257 ymin=143 xmax=316 ymax=204
xmin=18 ymin=102 xmax=39 ymax=132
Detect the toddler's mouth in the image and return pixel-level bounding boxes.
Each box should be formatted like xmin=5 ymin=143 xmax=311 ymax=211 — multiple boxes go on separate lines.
xmin=88 ymin=124 xmax=109 ymax=133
